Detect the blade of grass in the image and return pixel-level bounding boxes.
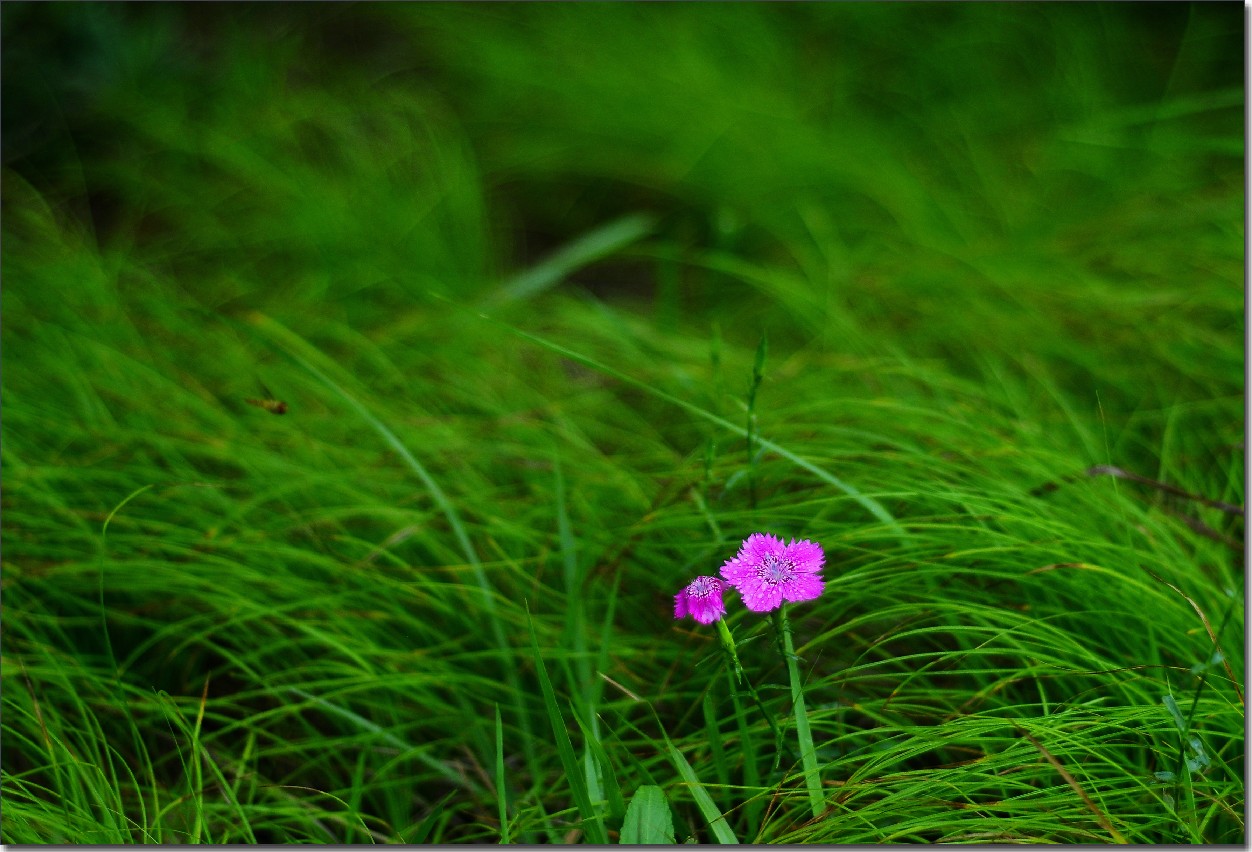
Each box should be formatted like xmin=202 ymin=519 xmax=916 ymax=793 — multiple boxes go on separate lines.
xmin=570 ymin=700 xmax=626 ymax=820
xmin=286 ymin=688 xmax=484 ymax=795
xmin=427 ymin=293 xmax=904 ymax=536
xmin=552 ymin=455 xmax=599 ymax=808
xmin=746 ymin=331 xmax=767 ymax=512
xmin=404 ymin=791 xmax=458 ymax=844
xmin=523 ymin=317 xmax=902 ymax=535
xmin=639 ymin=707 xmax=739 ymax=845
xmin=491 ymin=213 xmax=655 ymax=305
xmin=189 ymin=676 xmax=210 ymax=844
xmin=1016 ymin=725 xmax=1128 ymax=844
xmin=526 ymin=607 xmax=608 ymax=844
xmin=723 ymin=664 xmax=764 ymax=836
xmin=775 ymin=604 xmax=825 ymax=820
xmin=247 ymin=311 xmax=536 ymax=774
xmin=244 ymin=312 xmax=483 ymax=580
xmin=702 ymin=691 xmax=730 ymax=797
xmin=660 ymin=729 xmax=738 ymax=844
xmin=495 ymin=704 xmax=510 ymax=844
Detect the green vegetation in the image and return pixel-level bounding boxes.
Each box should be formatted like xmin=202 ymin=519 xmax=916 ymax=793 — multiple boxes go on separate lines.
xmin=3 ymin=3 xmax=1242 ymax=843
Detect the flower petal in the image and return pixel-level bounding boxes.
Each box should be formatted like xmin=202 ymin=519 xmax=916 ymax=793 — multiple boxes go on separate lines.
xmin=674 ymin=575 xmax=726 ymax=624
xmin=719 ymin=532 xmax=827 ymax=613
xmin=782 ymin=574 xmax=824 ymax=603
xmin=742 ymin=583 xmax=784 ymax=613
xmin=785 ymin=539 xmax=825 ymax=572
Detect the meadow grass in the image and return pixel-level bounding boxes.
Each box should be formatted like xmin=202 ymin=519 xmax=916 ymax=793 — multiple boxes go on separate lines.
xmin=2 ymin=4 xmax=1243 ymax=843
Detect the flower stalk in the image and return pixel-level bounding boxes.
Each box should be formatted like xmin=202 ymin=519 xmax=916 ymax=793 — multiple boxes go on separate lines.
xmin=774 ymin=604 xmax=824 ymax=819
xmin=716 ymin=617 xmax=787 ymax=770
xmin=674 ymin=531 xmax=829 ymax=809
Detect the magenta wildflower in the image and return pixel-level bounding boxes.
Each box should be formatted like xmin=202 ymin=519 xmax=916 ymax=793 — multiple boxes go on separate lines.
xmin=720 ymin=533 xmax=825 ymax=613
xmin=674 ymin=575 xmax=727 ymax=624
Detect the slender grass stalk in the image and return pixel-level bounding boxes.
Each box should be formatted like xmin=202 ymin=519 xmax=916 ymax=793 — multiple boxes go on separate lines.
xmin=495 ymin=705 xmax=510 ymax=844
xmin=526 ymin=609 xmax=608 ymax=845
xmin=406 ymin=792 xmax=458 ymax=844
xmin=568 ymin=702 xmax=626 ymax=820
xmin=490 ymin=214 xmax=654 ymax=306
xmin=702 ymin=691 xmax=730 ymax=797
xmin=746 ymin=332 xmax=767 ymax=512
xmin=774 ymin=605 xmax=824 ymax=820
xmin=722 ymin=665 xmax=764 ymax=836
xmin=430 ymin=297 xmax=905 ymax=535
xmin=655 ymin=718 xmax=739 ymax=845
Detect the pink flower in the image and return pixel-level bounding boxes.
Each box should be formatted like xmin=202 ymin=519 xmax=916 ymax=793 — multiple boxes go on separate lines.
xmin=674 ymin=575 xmax=727 ymax=624
xmin=720 ymin=533 xmax=825 ymax=613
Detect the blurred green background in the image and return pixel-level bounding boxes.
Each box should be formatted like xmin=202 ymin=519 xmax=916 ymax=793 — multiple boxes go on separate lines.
xmin=2 ymin=3 xmax=1243 ymax=844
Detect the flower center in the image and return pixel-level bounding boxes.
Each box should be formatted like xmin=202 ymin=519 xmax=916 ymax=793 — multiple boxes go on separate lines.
xmin=687 ymin=577 xmax=721 ymax=598
xmin=757 ymin=554 xmax=795 ymax=586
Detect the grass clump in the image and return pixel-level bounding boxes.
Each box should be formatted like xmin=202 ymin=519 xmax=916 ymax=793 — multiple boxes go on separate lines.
xmin=2 ymin=3 xmax=1243 ymax=844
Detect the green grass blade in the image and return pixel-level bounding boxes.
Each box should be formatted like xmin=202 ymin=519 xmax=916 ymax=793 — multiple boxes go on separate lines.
xmin=702 ymin=691 xmax=731 ymax=795
xmin=656 ymin=723 xmax=737 ymax=844
xmin=430 ymin=299 xmax=904 ymax=535
xmin=495 ymin=704 xmax=510 ymax=844
xmin=527 ymin=608 xmax=608 ymax=844
xmin=777 ymin=605 xmax=825 ymax=819
xmin=570 ymin=701 xmax=626 ymax=820
xmin=493 ymin=214 xmax=655 ymax=305
xmin=244 ymin=312 xmax=483 ymax=573
xmin=406 ymin=792 xmax=458 ymax=844
xmin=287 ymin=688 xmax=484 ymax=795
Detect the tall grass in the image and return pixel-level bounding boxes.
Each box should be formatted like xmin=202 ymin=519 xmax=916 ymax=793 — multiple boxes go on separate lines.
xmin=3 ymin=3 xmax=1242 ymax=843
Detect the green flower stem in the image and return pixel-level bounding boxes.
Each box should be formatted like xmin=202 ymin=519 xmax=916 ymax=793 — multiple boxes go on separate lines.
xmin=716 ymin=618 xmax=787 ymax=771
xmin=775 ymin=604 xmax=824 ymax=819
xmin=723 ymin=664 xmax=764 ymax=831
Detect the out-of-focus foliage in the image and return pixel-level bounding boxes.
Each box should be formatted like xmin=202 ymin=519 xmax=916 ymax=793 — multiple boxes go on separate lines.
xmin=2 ymin=4 xmax=1242 ymax=843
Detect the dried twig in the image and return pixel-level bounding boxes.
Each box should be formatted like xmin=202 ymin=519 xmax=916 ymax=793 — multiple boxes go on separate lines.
xmin=1016 ymin=726 xmax=1127 ymax=844
xmin=1032 ymin=465 xmax=1244 ymax=516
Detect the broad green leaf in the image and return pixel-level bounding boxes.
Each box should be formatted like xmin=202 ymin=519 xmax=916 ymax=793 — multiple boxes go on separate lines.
xmin=1162 ymin=694 xmax=1187 ymax=734
xmin=620 ymin=785 xmax=674 ymax=845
